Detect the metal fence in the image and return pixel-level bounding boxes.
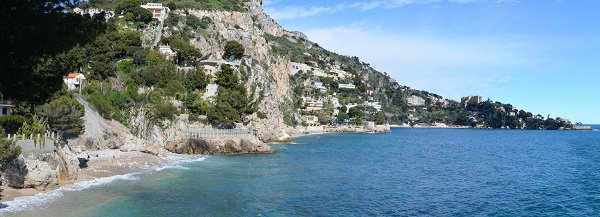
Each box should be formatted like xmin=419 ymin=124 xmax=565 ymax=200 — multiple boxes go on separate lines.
xmin=182 ymin=128 xmax=253 ymax=139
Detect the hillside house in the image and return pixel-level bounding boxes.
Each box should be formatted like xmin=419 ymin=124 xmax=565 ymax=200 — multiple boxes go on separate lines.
xmin=407 ymin=95 xmax=425 ymax=107
xmin=338 ymin=83 xmax=356 ymax=89
xmin=461 ymin=95 xmax=483 ymax=107
xmin=303 ymin=115 xmax=319 ymax=126
xmin=140 ymin=3 xmax=169 ymax=20
xmin=311 ymin=81 xmax=328 ymax=92
xmin=202 ymin=84 xmax=219 ymax=101
xmin=0 ymin=93 xmax=14 ymax=116
xmin=364 ymin=101 xmax=382 ymax=112
xmin=63 ymin=72 xmax=86 ymax=91
xmin=303 ymin=97 xmax=324 ymax=111
xmin=158 ymin=45 xmax=177 ymax=61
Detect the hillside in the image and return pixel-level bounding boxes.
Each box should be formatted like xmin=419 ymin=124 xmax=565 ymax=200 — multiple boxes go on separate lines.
xmin=69 ymin=0 xmax=575 ymax=143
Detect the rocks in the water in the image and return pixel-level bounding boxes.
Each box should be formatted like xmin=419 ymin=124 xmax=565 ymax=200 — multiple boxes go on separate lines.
xmin=166 ymin=135 xmax=272 ymax=155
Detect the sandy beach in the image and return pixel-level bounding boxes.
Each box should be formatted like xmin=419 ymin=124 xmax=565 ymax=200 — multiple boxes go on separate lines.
xmin=1 ymin=150 xmax=165 ymax=202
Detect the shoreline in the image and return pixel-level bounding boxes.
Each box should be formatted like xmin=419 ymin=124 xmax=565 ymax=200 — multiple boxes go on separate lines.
xmin=0 ymin=150 xmax=206 ymax=213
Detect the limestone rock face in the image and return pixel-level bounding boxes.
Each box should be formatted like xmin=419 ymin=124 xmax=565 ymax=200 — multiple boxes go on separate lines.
xmin=182 ymin=6 xmax=298 ymax=143
xmin=166 ymin=136 xmax=272 ymax=155
xmin=0 ymin=144 xmax=79 ymax=191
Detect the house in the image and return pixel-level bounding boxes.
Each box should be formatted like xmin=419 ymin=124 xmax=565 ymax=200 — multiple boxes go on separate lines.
xmin=73 ymin=7 xmax=115 ymax=20
xmin=407 ymin=95 xmax=425 ymax=107
xmin=328 ymin=96 xmax=341 ymax=108
xmin=364 ymin=101 xmax=382 ymax=112
xmin=311 ymin=81 xmax=328 ymax=92
xmin=202 ymin=84 xmax=219 ymax=101
xmin=63 ymin=72 xmax=86 ymax=91
xmin=140 ymin=3 xmax=169 ymax=20
xmin=338 ymin=83 xmax=356 ymax=89
xmin=0 ymin=92 xmax=14 ymax=116
xmin=461 ymin=96 xmax=483 ymax=107
xmin=303 ymin=97 xmax=324 ymax=111
xmin=303 ymin=115 xmax=319 ymax=126
xmin=158 ymin=45 xmax=177 ymax=60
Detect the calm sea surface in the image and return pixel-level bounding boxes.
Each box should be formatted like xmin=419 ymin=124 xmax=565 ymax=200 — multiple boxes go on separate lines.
xmin=3 ymin=126 xmax=600 ymax=216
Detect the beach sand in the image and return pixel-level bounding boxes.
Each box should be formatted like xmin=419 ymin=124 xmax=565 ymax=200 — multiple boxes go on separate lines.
xmin=1 ymin=150 xmax=164 ymax=202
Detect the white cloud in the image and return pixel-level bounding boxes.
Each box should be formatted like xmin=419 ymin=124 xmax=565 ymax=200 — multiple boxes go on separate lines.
xmin=302 ymin=24 xmax=526 ymax=98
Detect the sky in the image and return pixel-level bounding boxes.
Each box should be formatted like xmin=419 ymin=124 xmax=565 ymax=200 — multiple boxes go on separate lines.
xmin=264 ymin=0 xmax=600 ymax=124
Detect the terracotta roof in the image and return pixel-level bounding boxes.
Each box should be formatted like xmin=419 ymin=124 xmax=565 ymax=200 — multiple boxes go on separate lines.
xmin=65 ymin=72 xmax=81 ymax=78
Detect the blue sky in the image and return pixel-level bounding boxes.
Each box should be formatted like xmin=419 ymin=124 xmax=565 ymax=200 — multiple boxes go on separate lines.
xmin=264 ymin=0 xmax=600 ymax=124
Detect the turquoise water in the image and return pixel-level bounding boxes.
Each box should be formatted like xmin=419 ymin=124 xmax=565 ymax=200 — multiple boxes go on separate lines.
xmin=3 ymin=127 xmax=600 ymax=216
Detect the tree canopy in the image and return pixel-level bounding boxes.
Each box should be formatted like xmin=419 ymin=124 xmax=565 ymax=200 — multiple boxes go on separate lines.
xmin=0 ymin=0 xmax=106 ymax=104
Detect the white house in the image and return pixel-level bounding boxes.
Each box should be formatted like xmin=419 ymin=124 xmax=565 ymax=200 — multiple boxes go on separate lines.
xmin=407 ymin=95 xmax=426 ymax=106
xmin=63 ymin=72 xmax=86 ymax=91
xmin=158 ymin=45 xmax=177 ymax=60
xmin=311 ymin=81 xmax=328 ymax=92
xmin=140 ymin=3 xmax=169 ymax=20
xmin=364 ymin=101 xmax=382 ymax=112
xmin=338 ymin=83 xmax=356 ymax=89
xmin=202 ymin=84 xmax=219 ymax=101
xmin=303 ymin=115 xmax=319 ymax=126
xmin=73 ymin=7 xmax=115 ymax=20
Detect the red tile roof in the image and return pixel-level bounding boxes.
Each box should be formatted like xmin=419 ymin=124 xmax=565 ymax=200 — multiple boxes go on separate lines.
xmin=65 ymin=72 xmax=80 ymax=78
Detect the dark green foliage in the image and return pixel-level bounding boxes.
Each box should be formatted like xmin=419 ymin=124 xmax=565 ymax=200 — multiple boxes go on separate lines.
xmin=223 ymin=41 xmax=245 ymax=60
xmin=38 ymin=92 xmax=85 ymax=139
xmin=0 ymin=128 xmax=21 ymax=163
xmin=87 ymin=30 xmax=143 ymax=78
xmin=132 ymin=63 xmax=176 ymax=87
xmin=153 ymin=101 xmax=177 ymax=121
xmin=184 ymin=68 xmax=209 ymax=92
xmin=87 ymin=88 xmax=132 ymax=124
xmin=208 ymin=65 xmax=253 ymax=128
xmin=0 ymin=0 xmax=106 ymax=104
xmin=116 ymin=0 xmax=153 ymax=23
xmin=0 ymin=115 xmax=28 ymax=134
xmin=158 ymin=0 xmax=248 ymax=11
xmin=185 ymin=15 xmax=201 ymax=29
xmin=162 ymin=36 xmax=202 ymax=65
xmin=184 ymin=94 xmax=210 ymax=115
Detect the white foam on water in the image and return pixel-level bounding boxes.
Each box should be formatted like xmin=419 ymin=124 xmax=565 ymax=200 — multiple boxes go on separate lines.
xmin=0 ymin=173 xmax=139 ymax=214
xmin=0 ymin=154 xmax=208 ymax=214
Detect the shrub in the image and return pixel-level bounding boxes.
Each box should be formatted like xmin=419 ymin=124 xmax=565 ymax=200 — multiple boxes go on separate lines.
xmin=39 ymin=93 xmax=85 ymax=139
xmin=223 ymin=40 xmax=245 ymax=60
xmin=153 ymin=101 xmax=176 ymax=121
xmin=0 ymin=115 xmax=27 ymax=134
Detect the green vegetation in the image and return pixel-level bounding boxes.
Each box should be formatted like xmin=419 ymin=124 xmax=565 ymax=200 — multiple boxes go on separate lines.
xmin=1 ymin=0 xmax=106 ymax=104
xmin=115 ymin=0 xmax=153 ymax=24
xmin=223 ymin=41 xmax=245 ymax=60
xmin=158 ymin=0 xmax=248 ymax=12
xmin=162 ymin=35 xmax=203 ymax=65
xmin=38 ymin=91 xmax=85 ymax=139
xmin=207 ymin=65 xmax=254 ymax=128
xmin=0 ymin=115 xmax=28 ymax=135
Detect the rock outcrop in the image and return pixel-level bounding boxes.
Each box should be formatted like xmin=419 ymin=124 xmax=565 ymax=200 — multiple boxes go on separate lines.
xmin=1 ymin=143 xmax=79 ymax=191
xmin=166 ymin=135 xmax=272 ymax=155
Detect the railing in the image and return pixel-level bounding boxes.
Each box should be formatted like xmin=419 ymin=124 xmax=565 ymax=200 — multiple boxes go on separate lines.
xmin=6 ymin=131 xmax=60 ymax=141
xmin=182 ymin=128 xmax=253 ymax=139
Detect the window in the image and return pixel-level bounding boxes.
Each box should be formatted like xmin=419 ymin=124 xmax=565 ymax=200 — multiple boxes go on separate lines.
xmin=2 ymin=108 xmax=7 ymax=115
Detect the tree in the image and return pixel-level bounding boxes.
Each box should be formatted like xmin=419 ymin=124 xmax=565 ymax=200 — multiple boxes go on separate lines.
xmin=163 ymin=36 xmax=202 ymax=65
xmin=0 ymin=128 xmax=21 ymax=163
xmin=38 ymin=92 xmax=85 ymax=139
xmin=116 ymin=0 xmax=153 ymax=23
xmin=0 ymin=0 xmax=106 ymax=104
xmin=207 ymin=65 xmax=252 ymax=128
xmin=184 ymin=68 xmax=209 ymax=92
xmin=223 ymin=41 xmax=245 ymax=60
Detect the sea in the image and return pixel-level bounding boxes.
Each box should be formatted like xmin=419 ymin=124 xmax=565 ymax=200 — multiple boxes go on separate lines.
xmin=2 ymin=125 xmax=600 ymax=216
